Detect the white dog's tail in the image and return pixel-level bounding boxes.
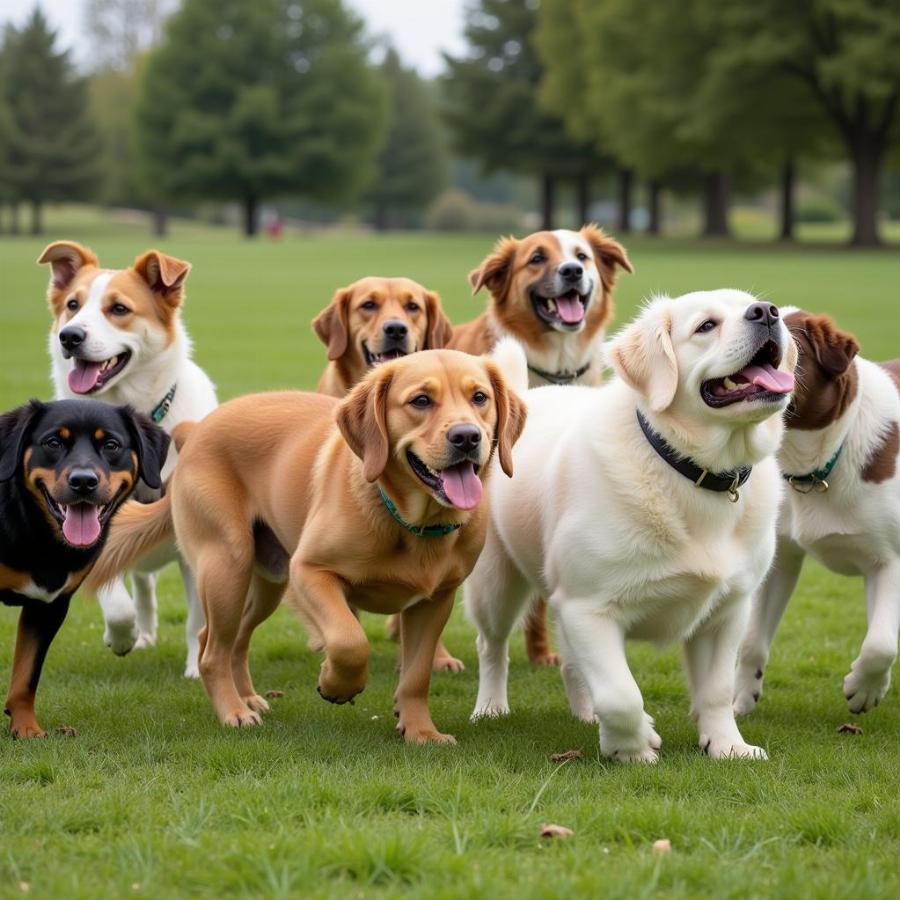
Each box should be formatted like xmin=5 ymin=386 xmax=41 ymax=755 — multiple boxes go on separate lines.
xmin=491 ymin=337 xmax=529 ymax=396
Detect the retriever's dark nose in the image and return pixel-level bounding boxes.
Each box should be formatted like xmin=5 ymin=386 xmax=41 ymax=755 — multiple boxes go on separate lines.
xmin=68 ymin=468 xmax=99 ymax=494
xmin=744 ymin=302 xmax=780 ymax=327
xmin=448 ymin=424 xmax=481 ymax=454
xmin=59 ymin=326 xmax=86 ymax=352
xmin=559 ymin=263 xmax=583 ymax=283
xmin=383 ymin=320 xmax=408 ymax=341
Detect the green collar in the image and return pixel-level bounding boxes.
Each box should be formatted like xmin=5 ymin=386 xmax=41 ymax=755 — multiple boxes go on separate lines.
xmin=783 ymin=444 xmax=843 ymax=493
xmin=378 ymin=487 xmax=462 ymax=538
xmin=150 ymin=384 xmax=177 ymax=424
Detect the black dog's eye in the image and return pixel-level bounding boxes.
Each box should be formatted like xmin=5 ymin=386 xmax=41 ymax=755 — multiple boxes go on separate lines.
xmin=472 ymin=391 xmax=488 ymax=406
xmin=576 ymin=251 xmax=589 ymax=261
xmin=102 ymin=439 xmax=122 ymax=454
xmin=43 ymin=436 xmax=64 ymax=451
xmin=110 ymin=303 xmax=130 ymax=316
xmin=696 ymin=319 xmax=717 ymax=334
xmin=410 ymin=394 xmax=432 ymax=409
xmin=529 ymin=252 xmax=545 ymax=265
xmin=361 ymin=299 xmax=377 ymax=311
xmin=405 ymin=301 xmax=420 ymax=312
xmin=66 ymin=298 xmax=79 ymax=311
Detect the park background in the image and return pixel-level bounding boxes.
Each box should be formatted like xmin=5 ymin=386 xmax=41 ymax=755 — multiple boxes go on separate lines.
xmin=1 ymin=1 xmax=900 ymax=897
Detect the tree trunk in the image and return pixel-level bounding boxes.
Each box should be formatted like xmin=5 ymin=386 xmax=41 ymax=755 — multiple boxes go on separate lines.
xmin=243 ymin=196 xmax=259 ymax=237
xmin=617 ymin=169 xmax=633 ymax=232
xmin=30 ymin=201 xmax=43 ymax=236
xmin=647 ymin=181 xmax=662 ymax=235
xmin=701 ymin=171 xmax=731 ymax=238
xmin=373 ymin=198 xmax=388 ymax=231
xmin=540 ymin=173 xmax=555 ymax=230
xmin=152 ymin=207 xmax=168 ymax=237
xmin=575 ymin=172 xmax=590 ymax=225
xmin=778 ymin=160 xmax=795 ymax=242
xmin=10 ymin=202 xmax=20 ymax=235
xmin=0 ymin=205 xmax=4 ymax=235
xmin=849 ymin=137 xmax=882 ymax=247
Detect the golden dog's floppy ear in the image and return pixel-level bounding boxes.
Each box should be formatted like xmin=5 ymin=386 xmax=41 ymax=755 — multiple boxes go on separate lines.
xmin=133 ymin=250 xmax=191 ymax=309
xmin=802 ymin=314 xmax=859 ymax=377
xmin=605 ymin=304 xmax=678 ymax=413
xmin=580 ymin=224 xmax=634 ymax=289
xmin=37 ymin=241 xmax=99 ymax=292
xmin=469 ymin=236 xmax=518 ymax=299
xmin=336 ymin=366 xmax=393 ymax=482
xmin=424 ymin=290 xmax=454 ymax=348
xmin=484 ymin=360 xmax=527 ymax=477
xmin=313 ymin=288 xmax=351 ymax=361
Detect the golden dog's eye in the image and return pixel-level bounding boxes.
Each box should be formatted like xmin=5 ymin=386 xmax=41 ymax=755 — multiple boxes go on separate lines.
xmin=361 ymin=299 xmax=377 ymax=311
xmin=110 ymin=303 xmax=130 ymax=316
xmin=696 ymin=319 xmax=717 ymax=334
xmin=43 ymin=436 xmax=63 ymax=451
xmin=410 ymin=394 xmax=432 ymax=409
xmin=576 ymin=251 xmax=589 ymax=261
xmin=472 ymin=391 xmax=488 ymax=406
xmin=405 ymin=301 xmax=420 ymax=312
xmin=529 ymin=252 xmax=545 ymax=265
xmin=66 ymin=298 xmax=79 ymax=311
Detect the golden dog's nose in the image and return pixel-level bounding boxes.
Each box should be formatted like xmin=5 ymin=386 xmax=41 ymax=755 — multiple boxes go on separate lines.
xmin=448 ymin=424 xmax=481 ymax=454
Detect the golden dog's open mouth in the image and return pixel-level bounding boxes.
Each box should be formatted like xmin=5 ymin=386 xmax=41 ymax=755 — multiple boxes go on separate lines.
xmin=531 ymin=288 xmax=589 ymax=329
xmin=363 ymin=343 xmax=408 ymax=367
xmin=701 ymin=339 xmax=794 ymax=408
xmin=406 ymin=450 xmax=483 ymax=510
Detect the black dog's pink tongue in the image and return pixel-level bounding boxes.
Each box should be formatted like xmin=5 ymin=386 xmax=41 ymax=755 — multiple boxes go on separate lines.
xmin=68 ymin=359 xmax=102 ymax=394
xmin=62 ymin=504 xmax=102 ymax=547
xmin=441 ymin=461 xmax=483 ymax=510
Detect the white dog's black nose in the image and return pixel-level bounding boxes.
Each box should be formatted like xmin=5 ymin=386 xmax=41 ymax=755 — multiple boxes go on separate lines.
xmin=744 ymin=302 xmax=779 ymax=327
xmin=559 ymin=263 xmax=583 ymax=283
xmin=448 ymin=424 xmax=481 ymax=454
xmin=59 ymin=325 xmax=86 ymax=352
xmin=383 ymin=320 xmax=408 ymax=341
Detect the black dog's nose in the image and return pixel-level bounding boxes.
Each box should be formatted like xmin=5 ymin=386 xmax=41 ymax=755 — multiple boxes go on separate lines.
xmin=744 ymin=302 xmax=780 ymax=327
xmin=448 ymin=424 xmax=481 ymax=454
xmin=59 ymin=326 xmax=86 ymax=352
xmin=383 ymin=320 xmax=408 ymax=341
xmin=559 ymin=263 xmax=583 ymax=283
xmin=68 ymin=468 xmax=99 ymax=494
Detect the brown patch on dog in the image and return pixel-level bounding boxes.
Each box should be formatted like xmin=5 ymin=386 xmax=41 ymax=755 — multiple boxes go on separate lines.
xmin=0 ymin=564 xmax=29 ymax=593
xmin=861 ymin=421 xmax=899 ymax=483
xmin=59 ymin=427 xmax=70 ymax=440
xmin=94 ymin=429 xmax=105 ymax=441
xmin=37 ymin=241 xmax=100 ymax=313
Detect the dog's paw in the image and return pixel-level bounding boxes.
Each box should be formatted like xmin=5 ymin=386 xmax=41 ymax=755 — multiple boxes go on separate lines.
xmin=132 ymin=631 xmax=157 ymax=651
xmin=844 ymin=660 xmax=892 ymax=713
xmin=103 ymin=619 xmax=138 ymax=656
xmin=433 ymin=654 xmax=465 ymax=673
xmin=243 ymin=694 xmax=270 ymax=714
xmin=221 ymin=708 xmax=262 ymax=728
xmin=397 ymin=722 xmax=457 ymax=745
xmin=733 ymin=665 xmax=765 ymax=716
xmin=529 ymin=652 xmax=560 ymax=667
xmin=701 ymin=736 xmax=768 ymax=760
xmin=470 ymin=700 xmax=510 ymax=721
xmin=10 ymin=720 xmax=47 ymax=739
xmin=316 ymin=684 xmax=360 ymax=706
xmin=183 ymin=662 xmax=201 ymax=680
xmin=317 ymin=659 xmax=366 ymax=705
xmin=600 ymin=714 xmax=662 ymax=763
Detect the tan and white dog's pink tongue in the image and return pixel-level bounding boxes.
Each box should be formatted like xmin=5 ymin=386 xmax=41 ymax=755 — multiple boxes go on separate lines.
xmin=62 ymin=504 xmax=102 ymax=547
xmin=741 ymin=363 xmax=795 ymax=394
xmin=68 ymin=360 xmax=103 ymax=394
xmin=555 ymin=294 xmax=585 ymax=324
xmin=441 ymin=462 xmax=483 ymax=510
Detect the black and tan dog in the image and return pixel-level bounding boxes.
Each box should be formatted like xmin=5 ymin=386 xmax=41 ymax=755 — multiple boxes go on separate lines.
xmin=0 ymin=399 xmax=169 ymax=737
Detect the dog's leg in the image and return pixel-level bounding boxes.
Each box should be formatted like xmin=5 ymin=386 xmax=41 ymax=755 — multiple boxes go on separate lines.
xmin=232 ymin=573 xmax=284 ymax=713
xmin=131 ymin=571 xmax=157 ymax=650
xmin=5 ymin=596 xmax=71 ymax=738
xmin=685 ymin=602 xmax=767 ymax=760
xmin=524 ymin=598 xmax=559 ymax=666
xmin=843 ymin=558 xmax=900 ymax=713
xmin=178 ymin=556 xmax=204 ymax=679
xmin=735 ymin=536 xmax=805 ymax=715
xmin=394 ymin=590 xmax=457 ymax=744
xmin=555 ymin=626 xmax=595 ymax=723
xmin=555 ymin=600 xmax=661 ymax=763
xmin=385 ymin=613 xmax=464 ymax=673
xmin=98 ymin=577 xmax=139 ymax=656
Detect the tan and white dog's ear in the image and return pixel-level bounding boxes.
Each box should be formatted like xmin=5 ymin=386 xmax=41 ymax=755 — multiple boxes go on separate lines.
xmin=423 ymin=290 xmax=454 ymax=348
xmin=469 ymin=236 xmax=518 ymax=298
xmin=336 ymin=366 xmax=393 ymax=482
xmin=803 ymin=314 xmax=859 ymax=376
xmin=483 ymin=360 xmax=527 ymax=477
xmin=580 ymin=224 xmax=634 ymax=285
xmin=605 ymin=305 xmax=678 ymax=413
xmin=133 ymin=250 xmax=191 ymax=308
xmin=312 ymin=288 xmax=351 ymax=361
xmin=37 ymin=241 xmax=99 ymax=291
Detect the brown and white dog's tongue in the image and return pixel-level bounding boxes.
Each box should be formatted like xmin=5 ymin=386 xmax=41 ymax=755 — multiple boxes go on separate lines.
xmin=441 ymin=461 xmax=483 ymax=510
xmin=740 ymin=363 xmax=795 ymax=394
xmin=62 ymin=504 xmax=102 ymax=547
xmin=555 ymin=293 xmax=585 ymax=324
xmin=68 ymin=359 xmax=102 ymax=394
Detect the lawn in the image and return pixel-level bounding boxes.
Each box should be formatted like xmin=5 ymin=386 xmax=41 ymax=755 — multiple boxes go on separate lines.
xmin=1 ymin=210 xmax=900 ymax=898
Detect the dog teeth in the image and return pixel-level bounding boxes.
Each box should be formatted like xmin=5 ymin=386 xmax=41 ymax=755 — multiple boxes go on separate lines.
xmin=723 ymin=376 xmax=739 ymax=391
xmin=545 ymin=299 xmax=557 ymax=313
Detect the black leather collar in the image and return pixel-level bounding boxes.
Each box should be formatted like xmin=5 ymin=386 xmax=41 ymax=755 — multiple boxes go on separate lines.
xmin=527 ymin=361 xmax=591 ymax=385
xmin=636 ymin=410 xmax=751 ymax=502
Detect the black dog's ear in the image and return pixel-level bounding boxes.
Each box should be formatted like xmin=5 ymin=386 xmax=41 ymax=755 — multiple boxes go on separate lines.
xmin=0 ymin=401 xmax=43 ymax=482
xmin=122 ymin=408 xmax=171 ymax=490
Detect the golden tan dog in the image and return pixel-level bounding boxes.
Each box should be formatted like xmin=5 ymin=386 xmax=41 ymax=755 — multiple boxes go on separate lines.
xmin=89 ymin=350 xmax=525 ymax=743
xmin=313 ymin=277 xmax=453 ymax=398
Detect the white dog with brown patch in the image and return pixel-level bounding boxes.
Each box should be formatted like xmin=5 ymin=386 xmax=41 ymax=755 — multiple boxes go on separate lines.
xmin=39 ymin=241 xmax=217 ymax=676
xmin=465 ymin=290 xmax=797 ymax=761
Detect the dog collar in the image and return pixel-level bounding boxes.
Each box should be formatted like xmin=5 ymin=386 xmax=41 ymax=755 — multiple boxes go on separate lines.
xmin=378 ymin=487 xmax=462 ymax=538
xmin=150 ymin=384 xmax=177 ymax=424
xmin=527 ymin=362 xmax=591 ymax=385
xmin=783 ymin=444 xmax=843 ymax=493
xmin=636 ymin=410 xmax=751 ymax=503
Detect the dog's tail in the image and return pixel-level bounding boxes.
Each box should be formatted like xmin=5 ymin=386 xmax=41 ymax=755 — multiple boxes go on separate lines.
xmin=490 ymin=337 xmax=529 ymax=396
xmin=85 ymin=493 xmax=175 ymax=591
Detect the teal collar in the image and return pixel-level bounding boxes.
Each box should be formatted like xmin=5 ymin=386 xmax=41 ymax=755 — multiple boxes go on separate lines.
xmin=783 ymin=444 xmax=843 ymax=493
xmin=151 ymin=384 xmax=177 ymax=424
xmin=378 ymin=487 xmax=462 ymax=538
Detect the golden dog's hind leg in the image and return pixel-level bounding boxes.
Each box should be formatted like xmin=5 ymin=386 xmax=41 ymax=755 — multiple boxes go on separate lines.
xmin=524 ymin=598 xmax=560 ymax=666
xmin=386 ymin=612 xmax=465 ymax=673
xmin=232 ymin=573 xmax=285 ymax=713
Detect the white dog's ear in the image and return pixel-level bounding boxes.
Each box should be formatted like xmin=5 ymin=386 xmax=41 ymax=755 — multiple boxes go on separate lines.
xmin=605 ymin=306 xmax=678 ymax=413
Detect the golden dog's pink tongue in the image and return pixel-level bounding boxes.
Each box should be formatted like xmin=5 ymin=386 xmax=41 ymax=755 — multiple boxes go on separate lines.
xmin=68 ymin=360 xmax=103 ymax=394
xmin=441 ymin=462 xmax=483 ymax=510
xmin=556 ymin=293 xmax=585 ymax=324
xmin=741 ymin=363 xmax=795 ymax=393
xmin=62 ymin=504 xmax=102 ymax=547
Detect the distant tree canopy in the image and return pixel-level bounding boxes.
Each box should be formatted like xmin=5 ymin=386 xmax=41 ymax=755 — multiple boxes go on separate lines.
xmin=133 ymin=0 xmax=388 ymax=235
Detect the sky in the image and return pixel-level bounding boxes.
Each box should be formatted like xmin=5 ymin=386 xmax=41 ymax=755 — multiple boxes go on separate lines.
xmin=1 ymin=0 xmax=468 ymax=75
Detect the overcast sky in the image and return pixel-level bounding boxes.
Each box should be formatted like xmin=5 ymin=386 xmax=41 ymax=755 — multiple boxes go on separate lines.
xmin=2 ymin=0 xmax=468 ymax=75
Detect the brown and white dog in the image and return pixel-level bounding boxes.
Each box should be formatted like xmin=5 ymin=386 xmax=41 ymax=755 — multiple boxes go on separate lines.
xmin=736 ymin=311 xmax=900 ymax=716
xmin=313 ymin=277 xmax=453 ymax=398
xmin=39 ymin=241 xmax=217 ymax=677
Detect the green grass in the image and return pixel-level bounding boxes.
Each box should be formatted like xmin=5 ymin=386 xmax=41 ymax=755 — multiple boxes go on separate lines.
xmin=1 ymin=208 xmax=900 ymax=898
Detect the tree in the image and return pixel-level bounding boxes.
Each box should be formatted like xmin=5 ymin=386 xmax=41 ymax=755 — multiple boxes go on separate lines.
xmin=133 ymin=0 xmax=387 ymax=236
xmin=365 ymin=49 xmax=448 ymax=230
xmin=0 ymin=10 xmax=99 ymax=234
xmin=84 ymin=0 xmax=173 ymax=72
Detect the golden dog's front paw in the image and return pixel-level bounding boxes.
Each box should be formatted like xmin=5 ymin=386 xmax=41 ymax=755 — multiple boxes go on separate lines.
xmin=396 ymin=721 xmax=457 ymax=745
xmin=317 ymin=659 xmax=366 ymax=705
xmin=221 ymin=707 xmax=262 ymax=728
xmin=243 ymin=694 xmax=271 ymax=713
xmin=433 ymin=653 xmax=465 ymax=673
xmin=10 ymin=718 xmax=47 ymax=739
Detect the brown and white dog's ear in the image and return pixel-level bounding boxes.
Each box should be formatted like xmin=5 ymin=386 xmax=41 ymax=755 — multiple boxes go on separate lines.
xmin=336 ymin=367 xmax=393 ymax=482
xmin=133 ymin=250 xmax=191 ymax=309
xmin=483 ymin=361 xmax=527 ymax=477
xmin=37 ymin=241 xmax=99 ymax=292
xmin=802 ymin=314 xmax=860 ymax=376
xmin=580 ymin=224 xmax=634 ymax=289
xmin=605 ymin=304 xmax=678 ymax=413
xmin=469 ymin=236 xmax=518 ymax=299
xmin=424 ymin=290 xmax=454 ymax=349
xmin=312 ymin=288 xmax=351 ymax=361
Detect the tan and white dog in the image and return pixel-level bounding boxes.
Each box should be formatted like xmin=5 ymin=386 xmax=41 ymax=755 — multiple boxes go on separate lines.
xmin=465 ymin=290 xmax=797 ymax=761
xmin=39 ymin=241 xmax=217 ymax=676
xmin=736 ymin=312 xmax=900 ymax=716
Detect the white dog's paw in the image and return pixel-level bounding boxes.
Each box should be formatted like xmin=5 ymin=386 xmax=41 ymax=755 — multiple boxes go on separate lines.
xmin=470 ymin=700 xmax=510 ymax=721
xmin=701 ymin=736 xmax=768 ymax=760
xmin=600 ymin=714 xmax=662 ymax=763
xmin=132 ymin=631 xmax=157 ymax=651
xmin=183 ymin=662 xmax=201 ymax=679
xmin=843 ymin=660 xmax=892 ymax=713
xmin=733 ymin=664 xmax=765 ymax=716
xmin=104 ymin=619 xmax=138 ymax=656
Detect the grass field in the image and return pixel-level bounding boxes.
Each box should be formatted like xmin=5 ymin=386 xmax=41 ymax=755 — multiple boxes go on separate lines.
xmin=1 ymin=209 xmax=900 ymax=898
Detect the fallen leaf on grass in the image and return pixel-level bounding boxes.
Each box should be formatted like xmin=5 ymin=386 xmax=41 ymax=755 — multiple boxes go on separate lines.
xmin=18 ymin=883 xmax=29 ymax=893
xmin=837 ymin=723 xmax=863 ymax=735
xmin=652 ymin=839 xmax=672 ymax=854
xmin=53 ymin=726 xmax=77 ymax=737
xmin=550 ymin=750 xmax=583 ymax=763
xmin=263 ymin=689 xmax=285 ymax=699
xmin=540 ymin=823 xmax=573 ymax=840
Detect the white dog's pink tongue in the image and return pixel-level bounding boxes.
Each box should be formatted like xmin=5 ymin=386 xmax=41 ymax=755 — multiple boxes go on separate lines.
xmin=62 ymin=504 xmax=102 ymax=547
xmin=741 ymin=363 xmax=795 ymax=394
xmin=441 ymin=462 xmax=483 ymax=510
xmin=68 ymin=359 xmax=103 ymax=394
xmin=555 ymin=293 xmax=585 ymax=324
